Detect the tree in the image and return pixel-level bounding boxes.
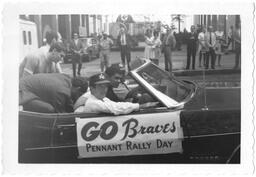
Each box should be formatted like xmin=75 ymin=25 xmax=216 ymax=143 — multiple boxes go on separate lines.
xmin=172 ymin=15 xmax=186 ymax=33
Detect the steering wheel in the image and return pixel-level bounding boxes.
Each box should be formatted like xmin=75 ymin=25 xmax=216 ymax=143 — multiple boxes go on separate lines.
xmin=125 ymin=86 xmax=157 ymax=104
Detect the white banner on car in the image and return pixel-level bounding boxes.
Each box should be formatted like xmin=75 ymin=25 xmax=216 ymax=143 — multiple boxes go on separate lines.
xmin=76 ymin=111 xmax=183 ymax=158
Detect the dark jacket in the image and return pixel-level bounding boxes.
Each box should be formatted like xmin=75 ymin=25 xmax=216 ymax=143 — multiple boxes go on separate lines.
xmin=19 ymin=73 xmax=73 ymax=113
xmin=106 ymin=85 xmax=122 ymax=102
xmin=70 ymin=39 xmax=83 ymax=53
xmin=117 ymin=33 xmax=132 ymax=50
xmin=186 ymin=32 xmax=198 ymax=50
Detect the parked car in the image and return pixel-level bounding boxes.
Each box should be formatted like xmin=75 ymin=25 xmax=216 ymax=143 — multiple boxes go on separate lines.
xmin=19 ymin=58 xmax=240 ymax=163
xmin=63 ymin=37 xmax=100 ymax=63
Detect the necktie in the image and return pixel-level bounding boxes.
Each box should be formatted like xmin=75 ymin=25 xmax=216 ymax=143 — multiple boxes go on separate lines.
xmin=210 ymin=32 xmax=212 ymax=45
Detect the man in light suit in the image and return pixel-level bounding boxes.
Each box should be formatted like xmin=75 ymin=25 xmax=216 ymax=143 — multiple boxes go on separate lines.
xmin=117 ymin=26 xmax=132 ymax=71
xmin=70 ymin=33 xmax=83 ymax=77
xmin=162 ymin=28 xmax=176 ymax=73
xmin=205 ymin=26 xmax=217 ymax=69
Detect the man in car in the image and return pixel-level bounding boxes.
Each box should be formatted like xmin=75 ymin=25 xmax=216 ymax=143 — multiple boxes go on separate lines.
xmin=19 ymin=42 xmax=65 ymax=78
xmin=74 ymin=73 xmax=157 ymax=115
xmin=73 ymin=64 xmax=125 ymax=110
xmin=19 ymin=73 xmax=88 ymax=113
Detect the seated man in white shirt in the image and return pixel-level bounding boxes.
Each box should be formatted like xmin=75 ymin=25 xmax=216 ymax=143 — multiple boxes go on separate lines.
xmin=75 ymin=73 xmax=157 ymax=115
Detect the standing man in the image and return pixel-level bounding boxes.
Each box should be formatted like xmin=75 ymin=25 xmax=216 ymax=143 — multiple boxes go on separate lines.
xmin=117 ymin=26 xmax=132 ymax=71
xmin=186 ymin=25 xmax=198 ymax=70
xmin=162 ymin=27 xmax=176 ymax=73
xmin=233 ymin=23 xmax=241 ymax=69
xmin=197 ymin=26 xmax=208 ymax=67
xmin=99 ymin=33 xmax=114 ymax=72
xmin=39 ymin=31 xmax=63 ymax=73
xmin=205 ymin=26 xmax=217 ymax=69
xmin=73 ymin=64 xmax=125 ymax=110
xmin=19 ymin=42 xmax=65 ymax=78
xmin=70 ymin=33 xmax=83 ymax=77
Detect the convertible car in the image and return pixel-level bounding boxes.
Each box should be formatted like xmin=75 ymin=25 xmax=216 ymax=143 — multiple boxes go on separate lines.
xmin=19 ymin=59 xmax=240 ymax=163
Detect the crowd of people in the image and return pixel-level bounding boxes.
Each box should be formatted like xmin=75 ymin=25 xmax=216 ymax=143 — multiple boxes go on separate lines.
xmin=19 ymin=21 xmax=241 ymax=114
xmin=142 ymin=23 xmax=241 ymax=71
xmin=19 ymin=30 xmax=157 ymax=114
xmin=185 ymin=23 xmax=241 ymax=70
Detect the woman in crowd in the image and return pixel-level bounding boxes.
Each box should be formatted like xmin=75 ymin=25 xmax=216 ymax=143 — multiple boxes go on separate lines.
xmin=152 ymin=31 xmax=162 ymax=59
xmin=144 ymin=29 xmax=154 ymax=59
xmin=215 ymin=25 xmax=225 ymax=67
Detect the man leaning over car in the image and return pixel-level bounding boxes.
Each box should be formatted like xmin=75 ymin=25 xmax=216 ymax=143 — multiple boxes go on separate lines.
xmin=19 ymin=73 xmax=88 ymax=113
xmin=74 ymin=73 xmax=157 ymax=115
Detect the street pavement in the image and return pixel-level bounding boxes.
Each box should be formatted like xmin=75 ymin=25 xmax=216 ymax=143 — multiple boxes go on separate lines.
xmin=61 ymin=45 xmax=238 ymax=78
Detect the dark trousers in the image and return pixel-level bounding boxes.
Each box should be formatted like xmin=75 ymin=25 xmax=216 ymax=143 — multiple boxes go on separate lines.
xmin=120 ymin=45 xmax=131 ymax=71
xmin=205 ymin=48 xmax=216 ymax=69
xmin=186 ymin=47 xmax=196 ymax=70
xmin=164 ymin=47 xmax=172 ymax=72
xmin=199 ymin=51 xmax=206 ymax=66
xmin=23 ymin=99 xmax=55 ymax=113
xmin=234 ymin=46 xmax=241 ymax=68
xmin=72 ymin=54 xmax=82 ymax=77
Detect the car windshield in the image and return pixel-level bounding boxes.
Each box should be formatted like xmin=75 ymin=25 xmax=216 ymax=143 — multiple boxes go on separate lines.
xmin=132 ymin=62 xmax=194 ymax=105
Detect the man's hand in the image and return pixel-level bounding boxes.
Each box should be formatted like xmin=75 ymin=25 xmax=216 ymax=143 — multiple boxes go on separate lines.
xmin=139 ymin=102 xmax=159 ymax=109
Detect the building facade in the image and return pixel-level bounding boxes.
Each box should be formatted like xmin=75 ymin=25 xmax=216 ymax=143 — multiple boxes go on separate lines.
xmin=193 ymin=15 xmax=240 ymax=36
xmin=20 ymin=14 xmax=105 ymax=47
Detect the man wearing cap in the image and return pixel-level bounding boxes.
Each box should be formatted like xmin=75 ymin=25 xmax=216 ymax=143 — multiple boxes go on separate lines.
xmin=99 ymin=33 xmax=114 ymax=72
xmin=75 ymin=73 xmax=157 ymax=115
xmin=19 ymin=42 xmax=65 ymax=78
xmin=74 ymin=64 xmax=125 ymax=110
xmin=117 ymin=26 xmax=132 ymax=71
xmin=19 ymin=73 xmax=88 ymax=113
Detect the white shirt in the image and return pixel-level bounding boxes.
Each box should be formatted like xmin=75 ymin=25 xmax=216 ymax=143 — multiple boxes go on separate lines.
xmin=198 ymin=32 xmax=206 ymax=45
xmin=120 ymin=34 xmax=126 ymax=45
xmin=215 ymin=31 xmax=224 ymax=38
xmin=75 ymin=93 xmax=140 ymax=115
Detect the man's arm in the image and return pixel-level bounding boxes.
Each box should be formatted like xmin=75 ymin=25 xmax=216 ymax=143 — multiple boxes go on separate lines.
xmin=56 ymin=62 xmax=62 ymax=73
xmin=21 ymin=56 xmax=38 ymax=78
xmin=99 ymin=99 xmax=140 ymax=115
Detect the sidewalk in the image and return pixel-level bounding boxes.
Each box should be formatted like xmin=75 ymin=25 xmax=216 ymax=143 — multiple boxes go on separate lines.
xmin=61 ymin=45 xmax=239 ymax=78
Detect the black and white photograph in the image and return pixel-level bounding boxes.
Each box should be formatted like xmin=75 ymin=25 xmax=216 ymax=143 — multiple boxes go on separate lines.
xmin=1 ymin=0 xmax=255 ymax=176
